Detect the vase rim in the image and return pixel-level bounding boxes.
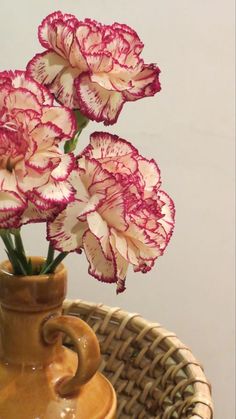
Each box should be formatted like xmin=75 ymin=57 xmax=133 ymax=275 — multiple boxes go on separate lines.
xmin=0 ymin=256 xmax=64 ymax=279
xmin=0 ymin=256 xmax=67 ymax=312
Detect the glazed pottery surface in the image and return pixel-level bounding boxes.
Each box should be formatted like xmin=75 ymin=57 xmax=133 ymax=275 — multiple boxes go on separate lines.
xmin=0 ymin=257 xmax=116 ymax=419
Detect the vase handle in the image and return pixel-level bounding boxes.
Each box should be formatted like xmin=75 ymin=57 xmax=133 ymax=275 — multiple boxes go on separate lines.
xmin=42 ymin=315 xmax=101 ymax=397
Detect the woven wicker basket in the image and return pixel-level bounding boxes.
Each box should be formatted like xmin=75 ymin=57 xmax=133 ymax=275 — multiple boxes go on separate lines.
xmin=63 ymin=300 xmax=213 ymax=419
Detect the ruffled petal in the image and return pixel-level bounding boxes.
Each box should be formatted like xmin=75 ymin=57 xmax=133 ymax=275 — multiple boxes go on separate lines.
xmin=41 ymin=106 xmax=76 ymax=137
xmin=5 ymin=88 xmax=41 ymax=113
xmin=30 ymin=122 xmax=63 ymax=146
xmin=26 ymin=151 xmax=58 ymax=172
xmin=82 ymin=132 xmax=138 ymax=176
xmin=83 ymin=230 xmax=116 ymax=283
xmin=0 ymin=169 xmax=19 ymax=194
xmin=110 ymin=234 xmax=129 ymax=293
xmin=51 ymin=153 xmax=75 ymax=181
xmin=77 ymin=194 xmax=105 ymax=219
xmin=78 ymin=156 xmax=115 ymax=200
xmin=91 ymin=73 xmax=132 ymax=92
xmin=11 ymin=109 xmax=40 ymax=134
xmin=0 ymin=211 xmax=21 ymax=229
xmin=76 ymin=21 xmax=103 ymax=53
xmin=85 ymin=53 xmax=113 ymax=74
xmin=38 ymin=11 xmax=78 ymax=50
xmin=124 ymin=64 xmax=161 ymax=101
xmin=87 ymin=211 xmax=111 ymax=258
xmin=133 ymin=258 xmax=155 ymax=274
xmin=0 ymin=86 xmax=9 ymax=108
xmin=99 ymin=184 xmax=128 ymax=231
xmin=68 ymin=168 xmax=89 ymax=202
xmin=17 ymin=168 xmax=51 ymax=193
xmin=11 ymin=70 xmax=53 ymax=105
xmin=49 ymin=66 xmax=81 ymax=108
xmin=0 ymin=70 xmax=14 ymax=88
xmin=20 ymin=201 xmax=58 ymax=225
xmin=158 ymin=190 xmax=175 ymax=243
xmin=111 ymin=228 xmax=139 ymax=265
xmin=0 ymin=190 xmax=25 ymax=212
xmin=75 ymin=73 xmax=125 ymax=125
xmin=47 ymin=201 xmax=88 ymax=252
xmin=129 ymin=230 xmax=162 ymax=260
xmin=27 ymin=51 xmax=68 ymax=86
xmin=138 ymin=158 xmax=161 ymax=191
xmin=35 ymin=179 xmax=75 ymax=204
xmin=45 ymin=23 xmax=74 ymax=59
xmin=70 ymin=28 xmax=91 ymax=69
xmin=71 ymin=158 xmax=116 ymax=220
xmin=85 ymin=131 xmax=137 ymax=159
xmin=110 ymin=22 xmax=144 ymax=56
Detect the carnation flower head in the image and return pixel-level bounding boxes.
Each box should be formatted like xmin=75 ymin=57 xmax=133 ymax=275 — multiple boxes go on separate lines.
xmin=47 ymin=132 xmax=175 ymax=293
xmin=0 ymin=70 xmax=76 ymax=229
xmin=27 ymin=11 xmax=161 ymax=126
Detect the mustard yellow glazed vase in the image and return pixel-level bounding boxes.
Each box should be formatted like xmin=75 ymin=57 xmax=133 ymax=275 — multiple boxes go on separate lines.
xmin=0 ymin=257 xmax=116 ymax=419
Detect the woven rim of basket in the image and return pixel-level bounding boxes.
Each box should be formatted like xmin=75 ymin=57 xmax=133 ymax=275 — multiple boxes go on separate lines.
xmin=63 ymin=299 xmax=213 ymax=419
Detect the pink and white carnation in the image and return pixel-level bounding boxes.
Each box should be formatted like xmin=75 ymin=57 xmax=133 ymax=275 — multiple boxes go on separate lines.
xmin=47 ymin=132 xmax=175 ymax=293
xmin=27 ymin=11 xmax=161 ymax=125
xmin=0 ymin=70 xmax=76 ymax=229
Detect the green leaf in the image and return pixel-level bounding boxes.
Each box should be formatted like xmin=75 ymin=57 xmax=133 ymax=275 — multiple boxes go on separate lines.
xmin=13 ymin=229 xmax=29 ymax=273
xmin=5 ymin=250 xmax=21 ymax=275
xmin=0 ymin=229 xmax=28 ymax=275
xmin=11 ymin=251 xmax=28 ymax=275
xmin=40 ymin=252 xmax=68 ymax=274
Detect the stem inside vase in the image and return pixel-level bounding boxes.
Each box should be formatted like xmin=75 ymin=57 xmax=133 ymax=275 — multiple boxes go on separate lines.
xmin=0 ymin=229 xmax=68 ymax=276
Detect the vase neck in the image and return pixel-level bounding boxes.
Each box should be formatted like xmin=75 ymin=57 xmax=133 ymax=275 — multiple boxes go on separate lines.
xmin=0 ymin=258 xmax=67 ymax=366
xmin=0 ymin=305 xmax=63 ymax=366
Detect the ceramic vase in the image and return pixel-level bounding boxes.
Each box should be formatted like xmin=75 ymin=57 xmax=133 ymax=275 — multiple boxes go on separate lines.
xmin=0 ymin=257 xmax=116 ymax=419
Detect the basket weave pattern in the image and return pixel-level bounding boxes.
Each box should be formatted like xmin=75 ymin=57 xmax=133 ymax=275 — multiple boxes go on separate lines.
xmin=63 ymin=300 xmax=213 ymax=419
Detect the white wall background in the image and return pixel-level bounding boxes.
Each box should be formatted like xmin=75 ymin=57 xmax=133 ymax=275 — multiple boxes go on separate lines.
xmin=0 ymin=1 xmax=234 ymax=418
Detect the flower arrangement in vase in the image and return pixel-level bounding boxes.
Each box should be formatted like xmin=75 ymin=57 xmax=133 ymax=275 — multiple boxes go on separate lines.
xmin=0 ymin=11 xmax=175 ymax=419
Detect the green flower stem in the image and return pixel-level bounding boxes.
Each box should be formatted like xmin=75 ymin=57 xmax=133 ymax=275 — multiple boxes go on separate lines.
xmin=0 ymin=230 xmax=15 ymax=255
xmin=6 ymin=231 xmax=14 ymax=248
xmin=64 ymin=110 xmax=89 ymax=153
xmin=46 ymin=243 xmax=55 ymax=266
xmin=10 ymin=253 xmax=28 ymax=276
xmin=40 ymin=243 xmax=55 ymax=273
xmin=40 ymin=252 xmax=68 ymax=275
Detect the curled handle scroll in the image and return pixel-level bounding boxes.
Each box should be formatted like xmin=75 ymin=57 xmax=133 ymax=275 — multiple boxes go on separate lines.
xmin=43 ymin=315 xmax=101 ymax=397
